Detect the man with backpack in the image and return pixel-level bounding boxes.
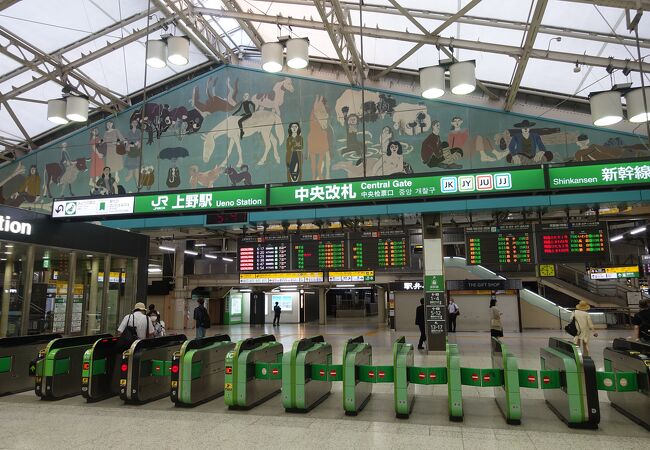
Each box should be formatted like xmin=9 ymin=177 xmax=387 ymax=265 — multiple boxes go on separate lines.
xmin=193 ymin=298 xmax=210 ymax=338
xmin=117 ymin=302 xmax=154 ymax=345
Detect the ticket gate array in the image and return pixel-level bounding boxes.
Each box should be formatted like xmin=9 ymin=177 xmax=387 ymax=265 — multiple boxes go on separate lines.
xmin=119 ymin=334 xmax=187 ymax=404
xmin=224 ymin=334 xmax=283 ymax=410
xmin=34 ymin=334 xmax=111 ymax=400
xmin=82 ymin=336 xmax=131 ymax=402
xmin=604 ymin=339 xmax=650 ymax=431
xmin=171 ymin=334 xmax=235 ymax=407
xmin=0 ymin=334 xmax=61 ymax=396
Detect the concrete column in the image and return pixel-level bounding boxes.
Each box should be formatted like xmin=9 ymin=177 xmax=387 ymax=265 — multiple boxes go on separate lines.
xmin=376 ymin=285 xmax=386 ymax=325
xmin=0 ymin=253 xmax=14 ymax=337
xmin=318 ymin=287 xmax=326 ymax=325
xmin=64 ymin=252 xmax=77 ymax=335
xmin=422 ymin=213 xmax=446 ymax=351
xmin=100 ymin=255 xmax=111 ymax=334
xmin=173 ymin=241 xmax=187 ymax=330
xmin=86 ymin=258 xmax=100 ymax=335
xmin=20 ymin=245 xmax=35 ymax=336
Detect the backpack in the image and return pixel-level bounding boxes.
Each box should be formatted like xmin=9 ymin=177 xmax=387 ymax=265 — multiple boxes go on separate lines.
xmin=564 ymin=316 xmax=578 ymax=337
xmin=117 ymin=314 xmax=139 ymax=346
xmin=153 ymin=320 xmax=166 ymax=337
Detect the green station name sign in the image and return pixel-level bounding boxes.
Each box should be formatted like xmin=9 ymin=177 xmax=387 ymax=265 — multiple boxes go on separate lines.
xmin=549 ymin=160 xmax=650 ymax=189
xmin=269 ymin=168 xmax=545 ymax=207
xmin=134 ymin=188 xmax=266 ymax=214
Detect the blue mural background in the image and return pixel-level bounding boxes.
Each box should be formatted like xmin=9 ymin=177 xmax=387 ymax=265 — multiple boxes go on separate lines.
xmin=0 ymin=65 xmax=647 ymax=213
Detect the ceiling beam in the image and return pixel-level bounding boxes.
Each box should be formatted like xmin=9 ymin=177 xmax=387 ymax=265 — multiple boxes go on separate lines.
xmin=329 ymin=0 xmax=364 ymax=79
xmin=559 ymin=0 xmax=650 ymax=9
xmin=196 ymin=7 xmax=650 ymax=73
xmin=312 ymin=0 xmax=356 ymax=84
xmin=504 ymin=0 xmax=548 ymax=112
xmin=0 ymin=100 xmax=35 ymax=149
xmin=0 ymin=0 xmax=21 ymax=12
xmin=220 ymin=0 xmax=265 ymax=49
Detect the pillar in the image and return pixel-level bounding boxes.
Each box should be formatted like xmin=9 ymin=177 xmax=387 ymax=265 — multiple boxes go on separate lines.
xmin=0 ymin=253 xmax=14 ymax=337
xmin=63 ymin=252 xmax=77 ymax=335
xmin=100 ymin=255 xmax=111 ymax=333
xmin=20 ymin=245 xmax=35 ymax=336
xmin=86 ymin=257 xmax=100 ymax=335
xmin=173 ymin=241 xmax=187 ymax=330
xmin=318 ymin=287 xmax=326 ymax=325
xmin=422 ymin=213 xmax=447 ymax=351
xmin=376 ymin=285 xmax=386 ymax=325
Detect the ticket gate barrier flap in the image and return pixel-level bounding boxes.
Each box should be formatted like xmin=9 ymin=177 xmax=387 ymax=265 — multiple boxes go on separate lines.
xmin=491 ymin=338 xmax=522 ymax=425
xmin=282 ymin=336 xmax=333 ymax=412
xmin=81 ymin=336 xmax=131 ymax=402
xmin=342 ymin=336 xmax=372 ymax=416
xmin=171 ymin=334 xmax=234 ymax=407
xmin=447 ymin=343 xmax=463 ymax=421
xmin=460 ymin=367 xmax=503 ymax=387
xmin=120 ymin=334 xmax=187 ymax=404
xmin=0 ymin=334 xmax=62 ymax=396
xmin=393 ymin=337 xmax=415 ymax=419
xmin=309 ymin=364 xmax=343 ymax=381
xmin=604 ymin=339 xmax=650 ymax=431
xmin=255 ymin=362 xmax=283 ymax=380
xmin=36 ymin=334 xmax=111 ymax=400
xmin=407 ymin=366 xmax=447 ymax=385
xmin=224 ymin=334 xmax=283 ymax=410
xmin=358 ymin=365 xmax=394 ymax=383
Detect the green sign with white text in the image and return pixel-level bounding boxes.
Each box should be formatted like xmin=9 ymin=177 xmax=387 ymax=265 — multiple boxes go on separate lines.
xmin=269 ymin=168 xmax=545 ymax=206
xmin=424 ymin=275 xmax=445 ymax=292
xmin=549 ymin=160 xmax=650 ymax=189
xmin=134 ymin=188 xmax=266 ymax=214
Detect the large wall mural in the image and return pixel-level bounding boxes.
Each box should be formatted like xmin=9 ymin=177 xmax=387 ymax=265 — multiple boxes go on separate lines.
xmin=1 ymin=65 xmax=648 ymax=213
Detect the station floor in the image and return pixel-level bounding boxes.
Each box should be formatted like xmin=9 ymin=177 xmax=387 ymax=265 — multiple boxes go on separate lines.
xmin=1 ymin=319 xmax=648 ymax=449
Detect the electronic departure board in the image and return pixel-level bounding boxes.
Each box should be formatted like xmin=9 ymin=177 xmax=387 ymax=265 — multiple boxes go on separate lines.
xmin=465 ymin=225 xmax=533 ymax=266
xmin=350 ymin=230 xmax=409 ymax=270
xmin=535 ymin=222 xmax=609 ymax=263
xmin=238 ymin=235 xmax=289 ymax=272
xmin=292 ymin=233 xmax=346 ymax=270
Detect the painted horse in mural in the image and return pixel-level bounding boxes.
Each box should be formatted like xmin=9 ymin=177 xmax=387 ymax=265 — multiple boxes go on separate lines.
xmin=253 ymin=78 xmax=294 ymax=115
xmin=202 ymin=110 xmax=286 ymax=167
xmin=192 ymin=77 xmax=239 ymax=116
xmin=43 ymin=158 xmax=88 ymax=198
xmin=307 ymin=95 xmax=332 ymax=180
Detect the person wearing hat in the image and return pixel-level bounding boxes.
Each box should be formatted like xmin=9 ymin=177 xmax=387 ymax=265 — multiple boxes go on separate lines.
xmin=507 ymin=119 xmax=553 ymax=165
xmin=117 ymin=302 xmax=154 ymax=340
xmin=572 ymin=300 xmax=598 ymax=356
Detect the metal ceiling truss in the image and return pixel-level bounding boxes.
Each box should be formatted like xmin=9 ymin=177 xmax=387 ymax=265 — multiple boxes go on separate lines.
xmin=504 ymin=0 xmax=548 ymax=112
xmin=328 ymin=0 xmax=365 ymax=81
xmin=195 ymin=7 xmax=650 ymax=74
xmin=220 ymin=0 xmax=264 ymax=50
xmin=312 ymin=0 xmax=357 ymax=84
xmin=1 ymin=100 xmax=35 ymax=149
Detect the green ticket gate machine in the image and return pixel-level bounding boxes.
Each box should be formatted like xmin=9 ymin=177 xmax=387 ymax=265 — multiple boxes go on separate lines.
xmin=282 ymin=335 xmax=333 ymax=412
xmin=491 ymin=338 xmax=522 ymax=425
xmin=119 ymin=334 xmax=187 ymax=404
xmin=81 ymin=336 xmax=132 ymax=402
xmin=540 ymin=337 xmax=600 ymax=429
xmin=224 ymin=335 xmax=283 ymax=410
xmin=170 ymin=334 xmax=235 ymax=407
xmin=34 ymin=334 xmax=111 ymax=400
xmin=604 ymin=339 xmax=649 ymax=431
xmin=342 ymin=336 xmax=373 ymax=416
xmin=0 ymin=334 xmax=61 ymax=396
xmin=393 ymin=337 xmax=414 ymax=418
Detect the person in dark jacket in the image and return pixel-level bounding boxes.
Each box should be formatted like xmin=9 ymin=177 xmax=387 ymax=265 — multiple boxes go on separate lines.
xmin=273 ymin=302 xmax=281 ymax=326
xmin=632 ymin=299 xmax=650 ymax=343
xmin=415 ymin=297 xmax=426 ymax=350
xmin=193 ymin=298 xmax=210 ymax=338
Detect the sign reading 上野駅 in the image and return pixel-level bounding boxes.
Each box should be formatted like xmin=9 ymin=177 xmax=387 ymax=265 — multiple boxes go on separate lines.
xmin=549 ymin=160 xmax=650 ymax=189
xmin=134 ymin=188 xmax=266 ymax=213
xmin=239 ymin=272 xmax=324 ymax=284
xmin=588 ymin=266 xmax=640 ymax=280
xmin=52 ymin=197 xmax=135 ymax=218
xmin=327 ymin=270 xmax=375 ymax=282
xmin=269 ymin=168 xmax=545 ymax=206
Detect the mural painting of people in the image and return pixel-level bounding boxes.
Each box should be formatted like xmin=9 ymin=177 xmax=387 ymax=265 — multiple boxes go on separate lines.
xmin=506 ymin=119 xmax=554 ymax=164
xmin=159 ymin=147 xmax=189 ymax=189
xmin=421 ymin=120 xmax=464 ymax=169
xmin=286 ymin=122 xmax=304 ymax=182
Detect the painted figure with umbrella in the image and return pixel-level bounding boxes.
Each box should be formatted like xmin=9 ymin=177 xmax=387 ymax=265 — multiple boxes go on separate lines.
xmin=159 ymin=146 xmax=189 ymax=188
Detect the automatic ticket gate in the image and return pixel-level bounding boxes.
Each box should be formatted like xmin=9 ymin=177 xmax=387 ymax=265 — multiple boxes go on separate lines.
xmin=82 ymin=336 xmax=132 ymax=402
xmin=342 ymin=336 xmax=372 ymax=416
xmin=224 ymin=334 xmax=283 ymax=410
xmin=170 ymin=334 xmax=235 ymax=407
xmin=282 ymin=335 xmax=333 ymax=412
xmin=34 ymin=334 xmax=111 ymax=400
xmin=0 ymin=334 xmax=61 ymax=396
xmin=119 ymin=334 xmax=187 ymax=404
xmin=491 ymin=338 xmax=522 ymax=425
xmin=540 ymin=337 xmax=600 ymax=429
xmin=604 ymin=339 xmax=650 ymax=431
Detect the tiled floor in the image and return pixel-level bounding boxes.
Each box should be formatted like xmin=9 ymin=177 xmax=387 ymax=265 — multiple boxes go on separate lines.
xmin=0 ymin=319 xmax=648 ymax=449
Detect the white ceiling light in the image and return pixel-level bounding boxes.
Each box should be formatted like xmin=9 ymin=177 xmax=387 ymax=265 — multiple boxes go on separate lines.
xmin=148 ymin=267 xmax=162 ymax=273
xmin=625 ymin=87 xmax=650 ymax=123
xmin=184 ymin=250 xmax=199 ymax=256
xmin=589 ymin=91 xmax=623 ymax=126
xmin=609 ymin=235 xmax=624 ymax=242
xmin=222 ymin=257 xmax=234 ymax=262
xmin=630 ymin=226 xmax=647 ymax=235
xmin=65 ymin=95 xmax=89 ymax=122
xmin=194 ymin=243 xmax=207 ymax=247
xmin=420 ymin=66 xmax=445 ymax=99
xmin=204 ymin=254 xmax=218 ymax=259
xmin=158 ymin=245 xmax=175 ymax=252
xmin=286 ymin=38 xmax=309 ymax=69
xmin=146 ymin=39 xmax=167 ymax=68
xmin=167 ymin=36 xmax=190 ymax=66
xmin=47 ymin=99 xmax=68 ymax=124
xmin=449 ymin=61 xmax=476 ymax=95
xmin=261 ymin=42 xmax=283 ymax=73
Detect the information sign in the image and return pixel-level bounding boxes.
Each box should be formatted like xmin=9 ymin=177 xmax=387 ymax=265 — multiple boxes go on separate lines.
xmin=328 ymin=271 xmax=375 ymax=282
xmin=549 ymin=160 xmax=650 ymax=189
xmin=239 ymin=272 xmax=324 ymax=284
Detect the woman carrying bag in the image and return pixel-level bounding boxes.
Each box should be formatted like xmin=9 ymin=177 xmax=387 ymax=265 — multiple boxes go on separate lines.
xmin=490 ymin=298 xmax=503 ymax=338
xmin=572 ymin=300 xmax=598 ymax=357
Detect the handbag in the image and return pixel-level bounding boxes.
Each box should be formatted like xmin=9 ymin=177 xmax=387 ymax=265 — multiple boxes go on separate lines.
xmin=117 ymin=314 xmax=138 ymax=346
xmin=116 ymin=141 xmax=127 ymax=155
xmin=564 ymin=317 xmax=578 ymax=337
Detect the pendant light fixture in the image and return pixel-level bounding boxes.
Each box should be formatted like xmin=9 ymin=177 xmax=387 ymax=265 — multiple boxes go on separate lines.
xmin=449 ymin=61 xmax=476 ymax=95
xmin=47 ymin=99 xmax=68 ymax=125
xmin=167 ymin=36 xmax=190 ymax=66
xmin=286 ymin=38 xmax=309 ymax=69
xmin=65 ymin=95 xmax=89 ymax=122
xmin=419 ymin=66 xmax=445 ymax=99
xmin=261 ymin=42 xmax=284 ymax=73
xmin=589 ymin=91 xmax=623 ymax=126
xmin=625 ymin=87 xmax=650 ymax=123
xmin=146 ymin=39 xmax=167 ymax=68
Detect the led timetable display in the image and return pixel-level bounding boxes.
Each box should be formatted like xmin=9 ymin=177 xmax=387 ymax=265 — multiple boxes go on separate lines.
xmin=465 ymin=225 xmax=533 ymax=266
xmin=535 ymin=222 xmax=609 ymax=263
xmin=238 ymin=236 xmax=289 ymax=272
xmin=350 ymin=231 xmax=409 ymax=270
xmin=292 ymin=233 xmax=346 ymax=270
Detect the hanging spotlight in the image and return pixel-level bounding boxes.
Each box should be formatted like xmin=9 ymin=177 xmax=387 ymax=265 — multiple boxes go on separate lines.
xmin=625 ymin=87 xmax=650 ymax=123
xmin=146 ymin=39 xmax=167 ymax=68
xmin=261 ymin=42 xmax=284 ymax=72
xmin=419 ymin=66 xmax=445 ymax=99
xmin=167 ymin=36 xmax=190 ymax=66
xmin=286 ymin=38 xmax=309 ymax=69
xmin=47 ymin=99 xmax=68 ymax=125
xmin=589 ymin=91 xmax=623 ymax=126
xmin=65 ymin=95 xmax=89 ymax=122
xmin=449 ymin=61 xmax=476 ymax=95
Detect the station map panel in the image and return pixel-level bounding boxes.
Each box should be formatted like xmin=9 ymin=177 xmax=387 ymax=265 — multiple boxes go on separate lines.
xmin=465 ymin=225 xmax=533 ymax=266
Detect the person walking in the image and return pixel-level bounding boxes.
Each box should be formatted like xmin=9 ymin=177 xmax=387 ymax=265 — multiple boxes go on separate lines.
xmin=147 ymin=304 xmax=165 ymax=338
xmin=415 ymin=298 xmax=426 ymax=349
xmin=193 ymin=298 xmax=210 ymax=338
xmin=632 ymin=299 xmax=650 ymax=343
xmin=572 ymin=300 xmax=597 ymax=356
xmin=117 ymin=302 xmax=154 ymax=345
xmin=448 ymin=298 xmax=459 ymax=332
xmin=490 ymin=298 xmax=503 ymax=338
xmin=273 ymin=302 xmax=282 ymax=326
